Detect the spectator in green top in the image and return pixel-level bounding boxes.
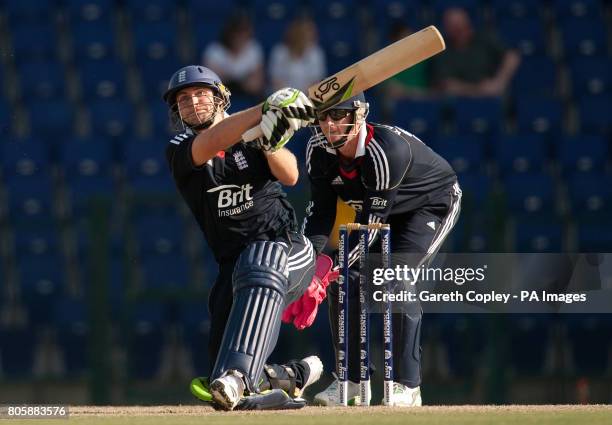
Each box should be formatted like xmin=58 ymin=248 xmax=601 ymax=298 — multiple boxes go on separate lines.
xmin=385 ymin=22 xmax=431 ymax=100
xmin=431 ymin=7 xmax=520 ymax=97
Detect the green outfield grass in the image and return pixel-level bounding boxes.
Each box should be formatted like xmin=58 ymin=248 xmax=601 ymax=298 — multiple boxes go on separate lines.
xmin=7 ymin=405 xmax=611 ymax=425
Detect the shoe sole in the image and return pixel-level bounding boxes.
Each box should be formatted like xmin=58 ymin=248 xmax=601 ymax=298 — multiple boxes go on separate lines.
xmin=210 ymin=380 xmax=238 ymax=411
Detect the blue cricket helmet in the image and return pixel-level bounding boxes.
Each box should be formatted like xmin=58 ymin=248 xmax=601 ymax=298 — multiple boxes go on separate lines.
xmin=331 ymin=93 xmax=367 ymax=110
xmin=163 ymin=65 xmax=230 ymax=105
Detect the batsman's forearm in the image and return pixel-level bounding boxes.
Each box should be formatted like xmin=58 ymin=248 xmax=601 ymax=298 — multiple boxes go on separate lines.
xmin=191 ymin=105 xmax=262 ymax=166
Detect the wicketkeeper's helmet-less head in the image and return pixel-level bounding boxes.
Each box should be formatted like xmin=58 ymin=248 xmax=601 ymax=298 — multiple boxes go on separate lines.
xmin=163 ymin=65 xmax=231 ymax=132
xmin=315 ymin=93 xmax=369 ymax=149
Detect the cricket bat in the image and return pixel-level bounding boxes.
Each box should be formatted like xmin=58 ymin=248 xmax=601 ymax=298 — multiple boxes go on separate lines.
xmin=242 ymin=25 xmax=445 ymax=141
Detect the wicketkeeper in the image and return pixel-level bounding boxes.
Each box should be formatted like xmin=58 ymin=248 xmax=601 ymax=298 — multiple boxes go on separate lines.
xmin=302 ymin=93 xmax=462 ymax=406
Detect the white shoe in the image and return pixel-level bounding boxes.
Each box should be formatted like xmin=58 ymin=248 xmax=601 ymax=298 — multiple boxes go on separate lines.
xmin=297 ymin=355 xmax=323 ymax=397
xmin=386 ymin=383 xmax=422 ymax=407
xmin=210 ymin=370 xmax=246 ymax=411
xmin=313 ymin=373 xmax=371 ymax=406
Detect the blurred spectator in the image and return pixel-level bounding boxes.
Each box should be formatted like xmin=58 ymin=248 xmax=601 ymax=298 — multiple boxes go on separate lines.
xmin=268 ymin=17 xmax=326 ymax=92
xmin=384 ymin=22 xmax=431 ymax=100
xmin=431 ymin=8 xmax=520 ymax=97
xmin=202 ymin=12 xmax=265 ymax=100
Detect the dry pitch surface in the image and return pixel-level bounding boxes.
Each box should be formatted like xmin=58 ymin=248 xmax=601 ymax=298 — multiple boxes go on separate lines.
xmin=7 ymin=405 xmax=611 ymax=425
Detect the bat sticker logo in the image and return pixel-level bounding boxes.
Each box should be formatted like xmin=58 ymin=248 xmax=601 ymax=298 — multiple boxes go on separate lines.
xmin=314 ymin=77 xmax=340 ymax=101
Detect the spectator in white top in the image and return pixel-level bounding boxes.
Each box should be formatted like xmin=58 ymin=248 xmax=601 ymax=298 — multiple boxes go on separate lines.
xmin=202 ymin=12 xmax=265 ymax=100
xmin=269 ymin=17 xmax=326 ymax=92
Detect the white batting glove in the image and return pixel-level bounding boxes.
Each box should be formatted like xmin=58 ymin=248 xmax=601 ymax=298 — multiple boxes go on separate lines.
xmin=263 ymin=87 xmax=316 ymax=130
xmin=259 ymin=109 xmax=295 ymax=152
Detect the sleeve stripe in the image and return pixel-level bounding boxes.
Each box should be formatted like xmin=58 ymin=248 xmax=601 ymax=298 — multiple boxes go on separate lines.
xmin=368 ymin=139 xmax=390 ymax=190
xmin=367 ymin=143 xmax=382 ymax=190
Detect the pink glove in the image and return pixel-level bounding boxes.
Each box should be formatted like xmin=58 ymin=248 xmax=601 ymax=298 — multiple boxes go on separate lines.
xmin=282 ymin=254 xmax=335 ymax=330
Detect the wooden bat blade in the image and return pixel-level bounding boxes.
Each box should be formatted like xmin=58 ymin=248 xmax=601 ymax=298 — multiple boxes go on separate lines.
xmin=308 ymin=25 xmax=445 ymax=111
xmin=242 ymin=25 xmax=445 ymax=142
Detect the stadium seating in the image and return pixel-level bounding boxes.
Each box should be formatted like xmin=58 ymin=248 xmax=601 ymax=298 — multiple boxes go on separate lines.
xmin=497 ymin=18 xmax=547 ymax=57
xmin=558 ymin=135 xmax=608 ymax=175
xmin=502 ymin=173 xmax=556 ymax=216
xmin=494 ymin=133 xmax=548 ymax=175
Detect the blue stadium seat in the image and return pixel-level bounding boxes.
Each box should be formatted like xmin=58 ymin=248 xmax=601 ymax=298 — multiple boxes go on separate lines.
xmin=567 ymin=173 xmax=612 ymax=217
xmin=430 ymin=0 xmax=482 ymax=22
xmin=503 ymin=173 xmax=556 ymax=216
xmin=567 ymin=316 xmax=612 ymax=373
xmin=319 ymin=22 xmax=361 ymax=73
xmin=134 ymin=213 xmax=184 ymax=257
xmin=5 ymin=175 xmax=55 ymax=223
xmin=369 ymin=0 xmax=423 ymax=29
xmin=490 ymin=0 xmax=543 ymax=20
xmin=578 ymin=96 xmax=612 ymax=134
xmin=128 ymin=302 xmax=165 ymax=379
xmin=17 ymin=61 xmax=66 ymax=100
xmin=569 ymin=57 xmax=611 ymax=98
xmin=451 ymin=97 xmax=504 ymax=137
xmin=70 ymin=21 xmax=117 ymax=61
xmin=512 ymin=56 xmax=558 ymax=98
xmin=558 ymin=135 xmax=607 ymax=175
xmin=515 ymin=97 xmax=563 ymax=136
xmin=512 ymin=215 xmax=564 ymax=252
xmin=392 ymin=99 xmax=443 ymax=140
xmin=138 ymin=56 xmax=179 ymax=101
xmin=60 ymin=138 xmax=113 ymax=182
xmin=18 ymin=253 xmax=64 ymax=325
xmin=508 ymin=315 xmax=552 ymax=373
xmin=252 ymin=0 xmax=299 ymax=24
xmin=185 ymin=0 xmax=237 ymax=16
xmin=433 ymin=135 xmax=485 ymax=174
xmin=449 ymin=212 xmax=493 ymax=252
xmin=552 ymin=0 xmax=601 ymax=21
xmin=313 ymin=0 xmax=358 ymax=23
xmin=193 ymin=20 xmax=225 ymax=57
xmin=53 ymin=297 xmax=89 ymax=375
xmin=26 ymin=99 xmax=75 ymax=138
xmin=64 ymin=175 xmax=115 ymax=217
xmin=0 ymin=328 xmax=36 ymax=377
xmin=13 ymin=222 xmax=60 ymax=257
xmin=79 ymin=59 xmax=126 ymax=100
xmin=108 ymin=257 xmax=126 ymax=313
xmin=59 ymin=138 xmax=115 ymax=216
xmin=1 ymin=138 xmax=50 ymax=180
xmin=456 ymin=171 xmax=491 ymax=207
xmin=141 ymin=254 xmax=191 ymax=290
xmin=149 ymin=102 xmax=174 ymax=136
xmin=123 ymin=140 xmax=175 ymax=198
xmin=65 ymin=0 xmax=114 ymax=24
xmin=5 ymin=0 xmax=54 ymax=23
xmin=560 ymin=18 xmax=607 ymax=58
xmin=0 ymin=99 xmax=9 ymax=132
xmin=576 ymin=217 xmax=612 ymax=252
xmin=497 ymin=18 xmax=546 ymax=57
xmin=125 ymin=0 xmax=175 ymax=23
xmin=9 ymin=23 xmax=57 ymax=62
xmin=181 ymin=302 xmax=210 ymax=374
xmin=494 ymin=133 xmax=548 ymax=175
xmin=132 ymin=22 xmax=177 ymax=61
xmin=254 ymin=18 xmax=290 ymax=52
xmin=89 ymin=99 xmax=135 ymax=137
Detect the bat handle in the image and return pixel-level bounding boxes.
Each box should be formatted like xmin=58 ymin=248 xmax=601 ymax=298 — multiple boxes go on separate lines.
xmin=242 ymin=126 xmax=263 ymax=142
